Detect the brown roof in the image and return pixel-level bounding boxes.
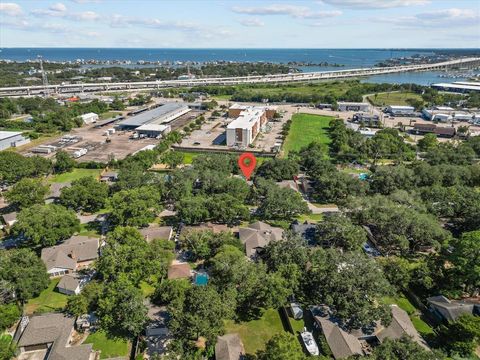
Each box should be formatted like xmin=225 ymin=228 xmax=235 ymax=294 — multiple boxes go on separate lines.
xmin=41 ymin=236 xmax=99 ymax=272
xmin=377 ymin=306 xmax=429 ymax=350
xmin=434 ymin=127 xmax=456 ymax=137
xmin=1 ymin=212 xmax=17 ymax=226
xmin=18 ymin=313 xmax=93 ymax=360
xmin=182 ymin=222 xmax=232 ymax=236
xmin=140 ymin=225 xmax=173 ymax=242
xmin=413 ymin=123 xmax=436 ymax=132
xmin=315 ymin=316 xmax=363 ymax=359
xmin=215 ymin=334 xmax=245 ymax=360
xmin=239 ymin=222 xmax=284 ymax=257
xmin=49 ymin=182 xmax=71 ymax=199
xmin=167 ymin=262 xmax=192 ymax=279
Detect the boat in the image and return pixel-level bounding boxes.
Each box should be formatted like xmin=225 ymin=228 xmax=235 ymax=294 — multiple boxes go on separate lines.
xmin=300 ymin=328 xmax=319 ymax=356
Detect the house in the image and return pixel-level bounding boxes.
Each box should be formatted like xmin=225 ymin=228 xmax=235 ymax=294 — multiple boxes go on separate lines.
xmin=238 ymin=221 xmax=284 ymax=258
xmin=57 ymin=273 xmax=90 ymax=295
xmin=144 ymin=300 xmax=172 ymax=357
xmin=215 ymin=333 xmax=245 ymax=360
xmin=181 ymin=222 xmax=232 ymax=237
xmin=167 ymin=261 xmax=192 ymax=280
xmin=276 ymin=180 xmax=299 ymax=192
xmin=1 ymin=212 xmax=17 ymax=227
xmin=41 ymin=236 xmax=100 ymax=277
xmin=313 ymin=305 xmax=428 ymax=359
xmin=99 ymin=171 xmax=118 ymax=183
xmin=46 ymin=182 xmax=71 ymax=203
xmin=79 ymin=112 xmax=99 ymax=124
xmin=17 ymin=313 xmax=95 ymax=359
xmin=140 ymin=225 xmax=173 ymax=242
xmin=427 ymin=295 xmax=479 ymax=322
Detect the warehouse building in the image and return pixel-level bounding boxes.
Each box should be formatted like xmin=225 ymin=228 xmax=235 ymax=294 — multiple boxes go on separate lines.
xmin=431 ymin=82 xmax=480 ymax=93
xmin=226 ymin=105 xmax=277 ymax=148
xmin=79 ymin=112 xmax=98 ymax=124
xmin=118 ymin=103 xmax=190 ymax=130
xmin=386 ymin=105 xmax=416 ymax=116
xmin=0 ymin=131 xmax=30 ymax=151
xmin=136 ymin=124 xmax=172 ymax=138
xmin=337 ymin=102 xmax=371 ymax=112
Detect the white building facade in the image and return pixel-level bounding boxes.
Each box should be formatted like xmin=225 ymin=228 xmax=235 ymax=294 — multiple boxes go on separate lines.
xmin=0 ymin=131 xmax=30 ymax=151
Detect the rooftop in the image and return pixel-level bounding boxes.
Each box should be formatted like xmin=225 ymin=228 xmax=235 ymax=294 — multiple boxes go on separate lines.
xmin=227 ymin=107 xmax=265 ymax=130
xmin=41 ymin=236 xmax=99 ymax=272
xmin=215 ymin=333 xmax=245 ymax=360
xmin=0 ymin=130 xmax=22 ymax=140
xmin=136 ymin=123 xmax=170 ymax=132
xmin=119 ymin=103 xmax=188 ymax=127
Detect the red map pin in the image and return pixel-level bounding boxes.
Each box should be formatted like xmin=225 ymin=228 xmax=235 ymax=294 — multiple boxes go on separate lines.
xmin=238 ymin=152 xmax=257 ymax=180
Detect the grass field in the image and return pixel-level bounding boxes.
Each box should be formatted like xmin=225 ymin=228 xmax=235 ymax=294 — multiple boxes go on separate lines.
xmin=84 ymin=331 xmax=130 ymax=359
xmin=283 ymin=114 xmax=333 ymax=155
xmin=367 ymin=92 xmax=422 ymax=106
xmin=25 ymin=278 xmax=68 ymax=315
xmin=99 ymin=111 xmax=122 ymax=120
xmin=49 ymin=168 xmax=102 ymax=183
xmin=175 ymin=151 xmax=200 ymax=164
xmin=224 ymin=308 xmax=287 ymax=354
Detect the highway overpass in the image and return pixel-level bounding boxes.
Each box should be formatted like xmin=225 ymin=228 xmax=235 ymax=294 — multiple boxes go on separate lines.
xmin=1 ymin=57 xmax=479 ymax=97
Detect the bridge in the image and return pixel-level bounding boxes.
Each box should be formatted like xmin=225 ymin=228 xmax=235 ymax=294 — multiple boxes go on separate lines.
xmin=1 ymin=57 xmax=479 ymax=97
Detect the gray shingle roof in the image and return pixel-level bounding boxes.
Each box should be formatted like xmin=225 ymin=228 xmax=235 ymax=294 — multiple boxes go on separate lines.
xmin=215 ymin=334 xmax=245 ymax=360
xmin=315 ymin=316 xmax=363 ymax=359
xmin=57 ymin=274 xmax=81 ymax=292
xmin=140 ymin=225 xmax=173 ymax=242
xmin=427 ymin=295 xmax=476 ymax=322
xmin=239 ymin=222 xmax=283 ymax=257
xmin=41 ymin=236 xmax=99 ymax=271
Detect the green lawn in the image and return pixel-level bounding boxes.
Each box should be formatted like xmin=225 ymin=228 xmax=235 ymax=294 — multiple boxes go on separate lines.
xmin=140 ymin=280 xmax=156 ymax=298
xmin=411 ymin=316 xmax=434 ymax=335
xmin=224 ymin=308 xmax=287 ymax=354
xmin=283 ymin=113 xmax=333 ymax=155
xmin=175 ymin=151 xmax=200 ymax=165
xmin=296 ymin=213 xmax=323 ymax=223
xmin=25 ymin=278 xmax=68 ymax=315
xmin=77 ymin=223 xmax=102 ymax=237
xmin=84 ymin=330 xmax=130 ymax=359
xmin=367 ymin=92 xmax=422 ymax=106
xmin=98 ymin=111 xmax=122 ymax=120
xmin=49 ymin=168 xmax=102 ymax=183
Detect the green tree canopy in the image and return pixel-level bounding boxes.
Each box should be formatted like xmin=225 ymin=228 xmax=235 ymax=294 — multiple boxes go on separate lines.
xmin=59 ymin=176 xmax=109 ymax=212
xmin=13 ymin=204 xmax=80 ymax=248
xmin=316 ymin=214 xmax=367 ymax=251
xmin=257 ymin=333 xmax=307 ymax=360
xmin=256 ymin=158 xmax=299 ymax=181
xmin=54 ymin=150 xmax=75 ymax=173
xmin=5 ymin=178 xmax=49 ymax=210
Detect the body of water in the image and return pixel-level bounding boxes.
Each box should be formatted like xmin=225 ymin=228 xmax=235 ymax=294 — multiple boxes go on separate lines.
xmin=0 ymin=48 xmax=474 ymax=85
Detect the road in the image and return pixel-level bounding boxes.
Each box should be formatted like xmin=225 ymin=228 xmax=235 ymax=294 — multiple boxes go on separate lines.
xmin=1 ymin=57 xmax=479 ymax=97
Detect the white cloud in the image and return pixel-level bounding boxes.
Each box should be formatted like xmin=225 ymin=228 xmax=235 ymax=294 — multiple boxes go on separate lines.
xmin=32 ymin=5 xmax=100 ymax=22
xmin=232 ymin=4 xmax=341 ymax=19
xmin=239 ymin=17 xmax=265 ymax=27
xmin=0 ymin=2 xmax=23 ymax=16
xmin=70 ymin=0 xmax=102 ymax=3
xmin=378 ymin=8 xmax=480 ymax=28
xmin=319 ymin=0 xmax=430 ymax=9
xmin=49 ymin=3 xmax=67 ymax=12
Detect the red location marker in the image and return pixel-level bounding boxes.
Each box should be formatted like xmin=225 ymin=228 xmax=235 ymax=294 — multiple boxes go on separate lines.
xmin=238 ymin=153 xmax=256 ymax=180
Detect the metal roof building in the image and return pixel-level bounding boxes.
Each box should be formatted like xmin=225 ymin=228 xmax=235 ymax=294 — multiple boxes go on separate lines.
xmin=0 ymin=131 xmax=30 ymax=151
xmin=118 ymin=102 xmax=190 ymax=129
xmin=431 ymin=82 xmax=480 ymax=93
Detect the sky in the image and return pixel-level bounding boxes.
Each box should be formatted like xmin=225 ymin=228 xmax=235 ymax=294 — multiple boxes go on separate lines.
xmin=0 ymin=0 xmax=479 ymax=48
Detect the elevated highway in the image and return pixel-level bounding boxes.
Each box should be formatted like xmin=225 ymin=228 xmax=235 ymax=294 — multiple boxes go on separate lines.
xmin=1 ymin=57 xmax=479 ymax=97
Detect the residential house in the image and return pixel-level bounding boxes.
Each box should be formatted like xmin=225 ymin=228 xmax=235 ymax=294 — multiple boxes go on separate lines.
xmin=276 ymin=180 xmax=299 ymax=192
xmin=167 ymin=261 xmax=192 ymax=280
xmin=46 ymin=182 xmax=71 ymax=203
xmin=140 ymin=225 xmax=173 ymax=242
xmin=291 ymin=221 xmax=317 ymax=244
xmin=57 ymin=273 xmax=90 ymax=296
xmin=238 ymin=221 xmax=284 ymax=258
xmin=215 ymin=333 xmax=245 ymax=360
xmin=99 ymin=171 xmax=118 ymax=183
xmin=427 ymin=295 xmax=479 ymax=323
xmin=313 ymin=305 xmax=429 ymax=359
xmin=17 ymin=313 xmax=95 ymax=359
xmin=144 ymin=300 xmax=172 ymax=357
xmin=1 ymin=212 xmax=17 ymax=227
xmin=41 ymin=236 xmax=100 ymax=277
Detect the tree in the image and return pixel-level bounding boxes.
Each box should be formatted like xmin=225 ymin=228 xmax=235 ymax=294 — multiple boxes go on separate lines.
xmin=311 ymin=170 xmax=367 ymax=204
xmin=304 ymin=249 xmax=392 ymax=329
xmin=417 ymin=133 xmax=438 ymax=152
xmin=54 ymin=150 xmax=75 ymax=173
xmin=255 ymin=158 xmax=299 ymax=181
xmin=256 ymin=184 xmax=309 ymax=220
xmin=368 ymin=165 xmax=414 ymax=195
xmin=60 ymin=176 xmax=109 ymax=212
xmin=257 ymin=333 xmax=307 ymax=360
xmin=0 ymin=304 xmax=20 ymax=331
xmin=108 ymin=186 xmax=162 ymax=227
xmin=367 ymin=336 xmax=443 ymax=360
xmin=161 ymin=151 xmax=184 ymax=169
xmin=0 ymin=152 xmax=51 ymax=185
xmin=177 ymin=196 xmax=210 ymax=225
xmin=97 ymin=275 xmax=147 ymax=337
xmin=66 ymin=281 xmax=103 ymax=316
xmin=438 ymin=314 xmax=480 ymax=358
xmin=378 ymin=256 xmax=412 ymax=291
xmin=0 ymin=335 xmax=16 ymax=360
xmin=180 ymin=230 xmax=242 ymax=261
xmin=12 ymin=204 xmax=80 ymax=248
xmin=207 ymin=194 xmax=249 ymax=225
xmin=5 ymin=178 xmax=49 ymax=210
xmin=0 ymin=248 xmax=49 ymax=302
xmin=153 ymin=278 xmax=192 ymax=308
xmin=448 ymin=230 xmax=480 ymax=296
xmin=316 ymin=214 xmax=366 ymax=251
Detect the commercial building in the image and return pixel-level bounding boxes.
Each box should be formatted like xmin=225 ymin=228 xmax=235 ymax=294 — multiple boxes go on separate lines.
xmin=0 ymin=131 xmax=30 ymax=151
xmin=136 ymin=124 xmax=172 ymax=138
xmin=226 ymin=104 xmax=277 ymax=148
xmin=431 ymin=82 xmax=480 ymax=93
xmin=118 ymin=102 xmax=190 ymax=130
xmin=337 ymin=102 xmax=371 ymax=112
xmin=79 ymin=112 xmax=98 ymax=124
xmin=413 ymin=123 xmax=456 ymax=138
xmin=352 ymin=113 xmax=381 ymax=126
xmin=422 ymin=107 xmax=455 ymax=122
xmin=386 ymin=105 xmax=416 ymax=116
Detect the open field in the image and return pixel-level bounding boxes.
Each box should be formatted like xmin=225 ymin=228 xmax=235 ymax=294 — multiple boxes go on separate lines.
xmin=224 ymin=308 xmax=287 ymax=354
xmin=367 ymin=92 xmax=422 ymax=106
xmin=283 ymin=113 xmax=332 ymax=155
xmin=84 ymin=331 xmax=130 ymax=359
xmin=49 ymin=168 xmax=102 ymax=183
xmin=25 ymin=278 xmax=68 ymax=315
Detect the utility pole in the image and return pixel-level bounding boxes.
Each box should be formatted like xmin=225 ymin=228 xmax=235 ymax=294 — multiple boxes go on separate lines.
xmin=38 ymin=55 xmax=49 ymax=96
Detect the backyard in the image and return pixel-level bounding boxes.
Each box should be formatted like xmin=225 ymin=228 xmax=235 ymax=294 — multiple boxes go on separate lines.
xmin=84 ymin=330 xmax=130 ymax=359
xmin=25 ymin=278 xmax=68 ymax=315
xmin=224 ymin=308 xmax=287 ymax=355
xmin=283 ymin=113 xmax=333 ymax=155
xmin=49 ymin=168 xmax=102 ymax=183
